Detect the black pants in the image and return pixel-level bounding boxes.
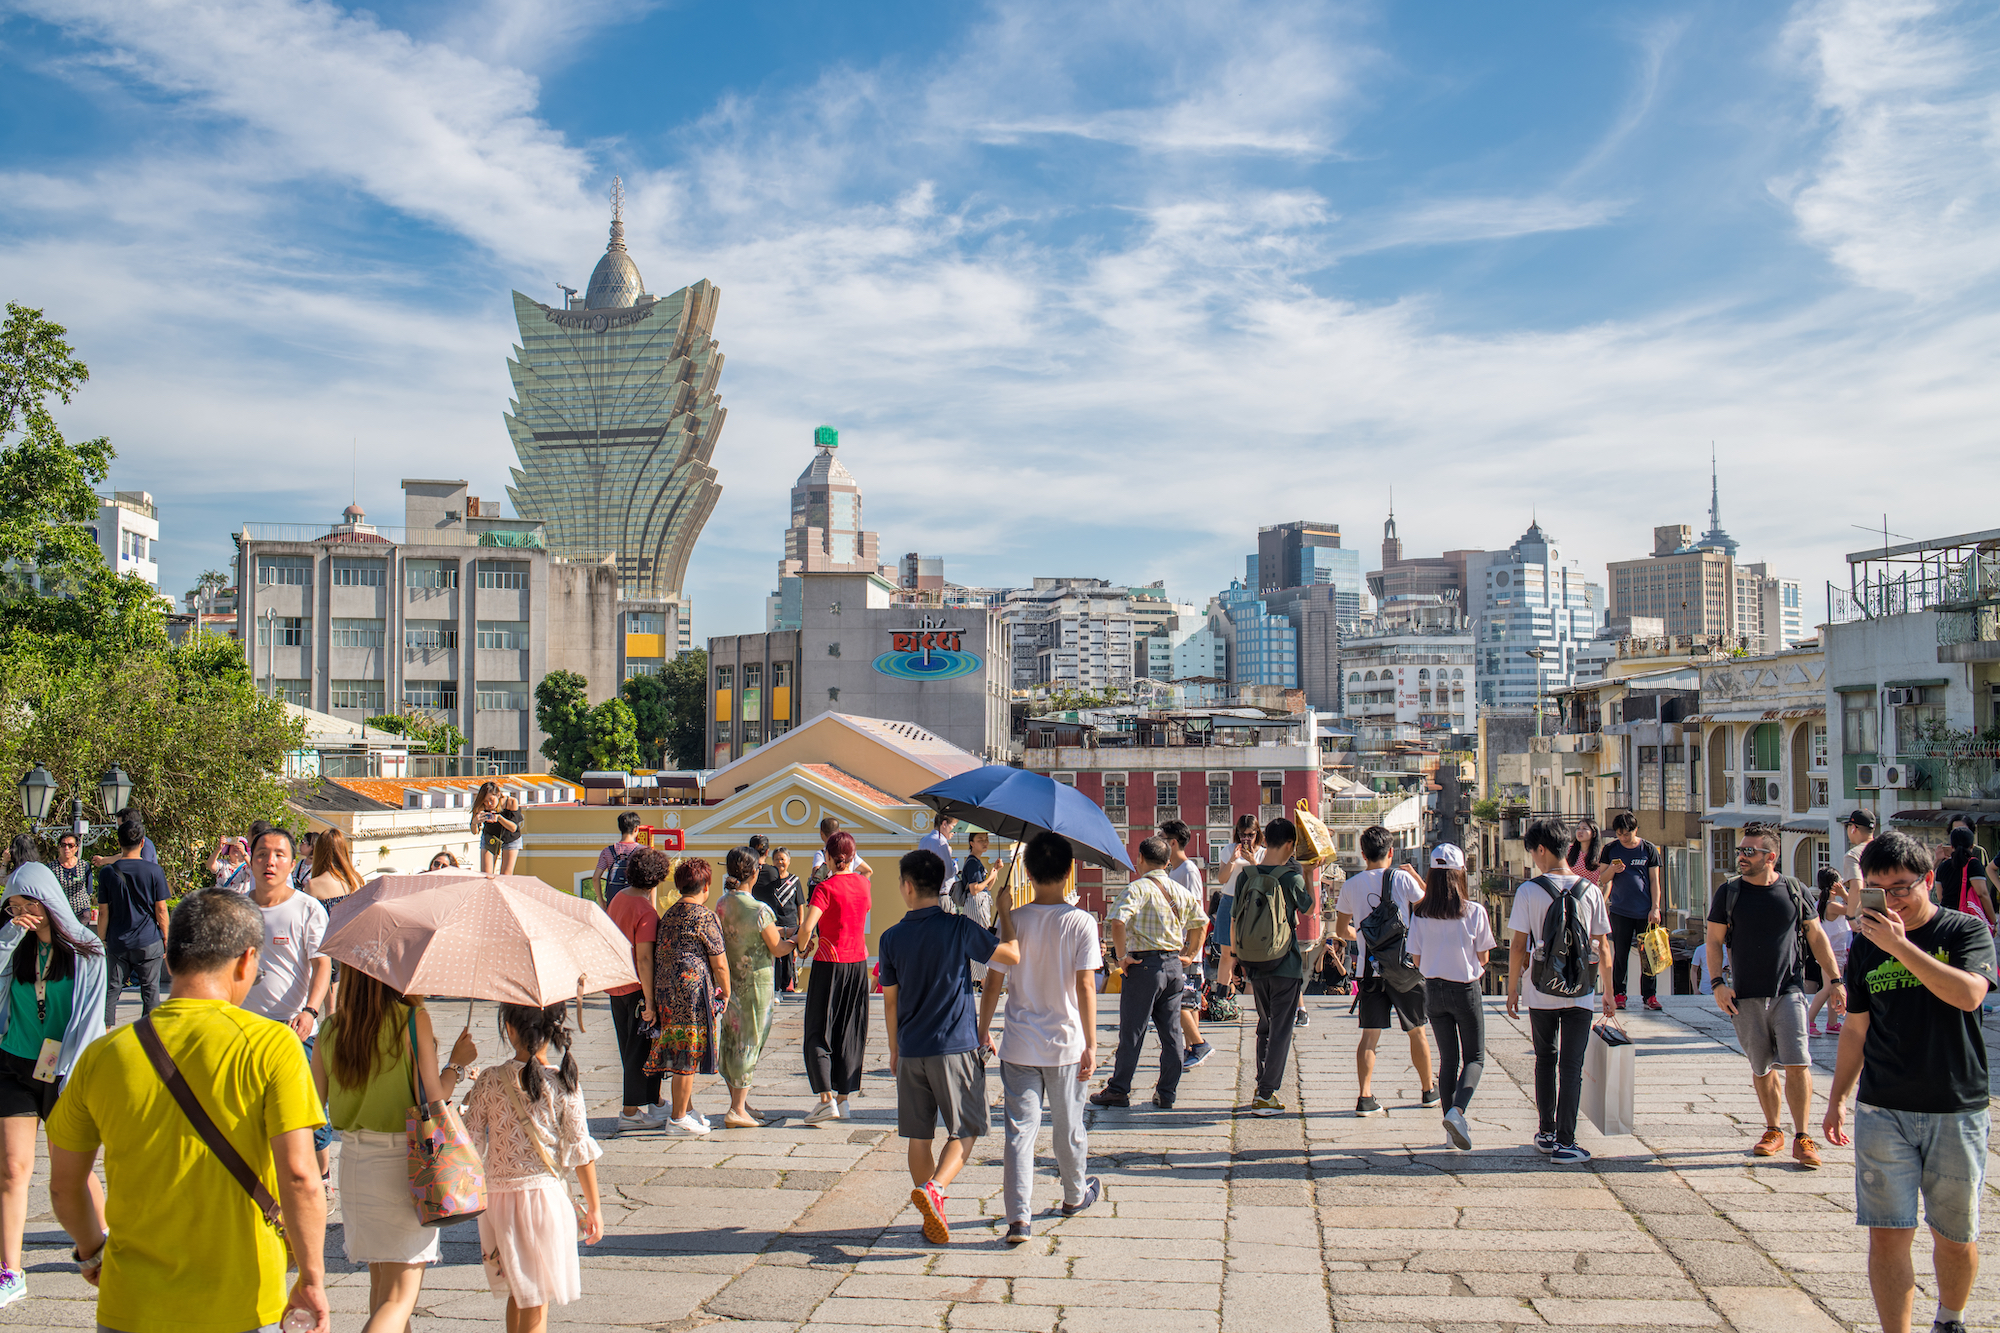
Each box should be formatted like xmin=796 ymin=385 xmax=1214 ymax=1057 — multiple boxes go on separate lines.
xmin=1607 ymin=912 xmax=1655 ymax=999
xmin=1425 ymin=978 xmax=1484 ymax=1114
xmin=1249 ymin=972 xmax=1304 ymax=1098
xmin=773 ymin=952 xmax=798 ymax=993
xmin=105 ymin=942 xmax=164 ymax=1025
xmin=1105 ymin=952 xmax=1185 ymax=1099
xmin=1529 ymin=1007 xmax=1593 ymax=1146
xmin=609 ymin=990 xmax=662 ymax=1109
xmin=804 ymin=960 xmax=870 ymax=1095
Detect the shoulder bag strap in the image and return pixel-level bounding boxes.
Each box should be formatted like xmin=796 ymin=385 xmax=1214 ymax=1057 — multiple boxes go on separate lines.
xmin=133 ymin=1016 xmax=284 ymax=1233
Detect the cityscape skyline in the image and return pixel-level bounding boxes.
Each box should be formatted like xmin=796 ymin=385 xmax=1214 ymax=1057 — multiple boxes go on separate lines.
xmin=4 ymin=1 xmax=1996 ymax=646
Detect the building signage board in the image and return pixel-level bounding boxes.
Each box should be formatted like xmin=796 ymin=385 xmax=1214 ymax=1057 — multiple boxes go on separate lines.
xmin=874 ymin=615 xmax=982 ymax=681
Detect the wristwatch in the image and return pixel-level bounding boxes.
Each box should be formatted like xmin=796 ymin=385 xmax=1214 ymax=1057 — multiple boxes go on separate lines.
xmin=301 ymin=1006 xmax=320 ymax=1020
xmin=73 ymin=1236 xmax=105 ymax=1274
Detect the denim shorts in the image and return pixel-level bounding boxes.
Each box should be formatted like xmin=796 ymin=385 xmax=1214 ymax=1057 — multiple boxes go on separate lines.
xmin=1213 ymin=900 xmax=1232 ymax=947
xmin=1853 ymin=1102 xmax=1990 ymax=1243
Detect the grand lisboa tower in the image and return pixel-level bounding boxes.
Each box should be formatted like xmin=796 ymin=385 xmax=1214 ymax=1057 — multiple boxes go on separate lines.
xmin=503 ymin=179 xmax=724 ymax=599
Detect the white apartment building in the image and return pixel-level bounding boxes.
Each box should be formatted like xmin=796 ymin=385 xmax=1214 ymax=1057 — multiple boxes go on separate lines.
xmin=1734 ymin=562 xmax=1806 ymax=654
xmin=95 ymin=491 xmax=160 ymax=587
xmin=1468 ymin=521 xmax=1601 ymax=711
xmin=1001 ymin=579 xmax=1197 ymax=691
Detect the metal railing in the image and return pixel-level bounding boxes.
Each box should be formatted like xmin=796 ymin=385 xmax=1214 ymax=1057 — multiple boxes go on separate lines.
xmin=240 ymin=523 xmax=546 ymax=549
xmin=1938 ymin=608 xmax=2000 ymax=646
xmin=1894 ymin=750 xmax=2000 ymax=800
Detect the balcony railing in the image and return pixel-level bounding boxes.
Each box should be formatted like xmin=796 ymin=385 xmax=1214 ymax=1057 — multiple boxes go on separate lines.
xmin=240 ymin=523 xmax=546 ymax=549
xmin=1894 ymin=750 xmax=2000 ymax=800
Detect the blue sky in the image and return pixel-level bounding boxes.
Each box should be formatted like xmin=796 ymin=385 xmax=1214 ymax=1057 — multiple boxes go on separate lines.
xmin=3 ymin=0 xmax=1997 ymax=641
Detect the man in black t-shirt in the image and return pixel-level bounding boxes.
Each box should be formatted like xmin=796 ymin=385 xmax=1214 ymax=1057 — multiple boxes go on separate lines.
xmin=1824 ymin=831 xmax=1997 ymax=1333
xmin=96 ymin=819 xmax=171 ymax=1024
xmin=1706 ymin=822 xmax=1845 ymax=1170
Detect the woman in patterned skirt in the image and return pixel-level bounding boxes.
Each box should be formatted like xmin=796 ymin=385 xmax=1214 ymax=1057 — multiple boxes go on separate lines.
xmin=717 ymin=847 xmax=798 ymax=1128
xmin=645 ymin=858 xmax=730 ymax=1136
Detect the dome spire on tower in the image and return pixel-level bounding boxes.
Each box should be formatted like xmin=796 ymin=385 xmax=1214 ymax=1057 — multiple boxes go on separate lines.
xmin=583 ymin=175 xmax=644 ymax=308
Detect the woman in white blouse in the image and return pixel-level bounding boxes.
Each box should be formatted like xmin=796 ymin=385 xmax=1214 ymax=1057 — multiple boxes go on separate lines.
xmin=1405 ymin=844 xmax=1494 ymax=1153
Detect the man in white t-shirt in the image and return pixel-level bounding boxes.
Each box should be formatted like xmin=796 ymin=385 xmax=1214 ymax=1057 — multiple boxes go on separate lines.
xmin=1159 ymin=820 xmax=1214 ymax=1068
xmin=977 ymin=831 xmax=1103 ymax=1244
xmin=1506 ymin=819 xmax=1616 ymax=1165
xmin=918 ymin=812 xmax=960 ymax=909
xmin=241 ymin=828 xmax=332 ymax=1172
xmin=1840 ymin=809 xmax=1875 ymax=906
xmin=1334 ymin=825 xmax=1435 ymax=1118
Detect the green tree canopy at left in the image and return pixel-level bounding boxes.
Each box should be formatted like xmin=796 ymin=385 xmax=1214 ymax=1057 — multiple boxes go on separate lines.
xmin=0 ymin=304 xmax=302 ymax=890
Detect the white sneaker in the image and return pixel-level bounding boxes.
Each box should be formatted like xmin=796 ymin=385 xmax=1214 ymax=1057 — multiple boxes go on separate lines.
xmin=666 ymin=1114 xmax=710 ymax=1136
xmin=640 ymin=1102 xmax=674 ymax=1124
xmin=0 ymin=1269 xmax=23 ymax=1309
xmin=836 ymin=1098 xmax=852 ymax=1120
xmin=804 ymin=1100 xmax=842 ymax=1126
xmin=614 ymin=1112 xmax=655 ymax=1135
xmin=689 ymin=1110 xmax=711 ymax=1130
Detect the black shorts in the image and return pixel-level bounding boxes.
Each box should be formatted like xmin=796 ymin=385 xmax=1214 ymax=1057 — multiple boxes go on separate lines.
xmin=0 ymin=1050 xmax=61 ymax=1120
xmin=1357 ymin=975 xmax=1429 ymax=1032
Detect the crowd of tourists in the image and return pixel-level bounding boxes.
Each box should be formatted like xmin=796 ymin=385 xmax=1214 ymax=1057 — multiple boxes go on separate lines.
xmin=0 ymin=795 xmax=1984 ymax=1333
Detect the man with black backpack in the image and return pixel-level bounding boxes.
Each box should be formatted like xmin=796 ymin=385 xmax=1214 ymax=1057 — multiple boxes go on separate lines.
xmin=596 ymin=811 xmax=646 ymax=902
xmin=1333 ymin=825 xmax=1436 ymax=1118
xmin=1706 ymin=821 xmax=1846 ymax=1171
xmin=1232 ymin=818 xmax=1317 ymax=1116
xmin=1506 ymin=819 xmax=1615 ymax=1164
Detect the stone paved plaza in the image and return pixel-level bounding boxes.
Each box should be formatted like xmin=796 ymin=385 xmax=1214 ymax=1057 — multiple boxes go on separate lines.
xmin=5 ymin=988 xmax=1999 ymax=1332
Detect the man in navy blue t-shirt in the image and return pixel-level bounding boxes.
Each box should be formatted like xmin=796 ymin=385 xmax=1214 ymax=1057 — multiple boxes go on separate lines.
xmin=880 ymin=848 xmax=1021 ymax=1245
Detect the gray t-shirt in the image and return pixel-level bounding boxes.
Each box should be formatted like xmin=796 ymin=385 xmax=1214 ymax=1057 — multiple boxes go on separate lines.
xmin=242 ymin=891 xmax=328 ymax=1021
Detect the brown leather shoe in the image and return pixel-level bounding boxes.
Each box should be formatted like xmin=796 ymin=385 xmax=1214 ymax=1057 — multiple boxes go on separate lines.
xmin=1793 ymin=1134 xmax=1822 ymax=1169
xmin=1752 ymin=1127 xmax=1786 ymax=1157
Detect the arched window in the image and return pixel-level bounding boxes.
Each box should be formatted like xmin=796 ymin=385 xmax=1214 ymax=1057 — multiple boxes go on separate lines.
xmin=1364 ymin=671 xmax=1377 ymax=682
xmin=1418 ymin=669 xmax=1431 ymax=683
xmin=1348 ymin=672 xmax=1361 ymax=684
xmin=1452 ymin=668 xmax=1464 ymax=680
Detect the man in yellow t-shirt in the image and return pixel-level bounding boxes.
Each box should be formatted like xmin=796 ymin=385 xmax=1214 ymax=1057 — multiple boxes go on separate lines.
xmin=48 ymin=888 xmax=330 ymax=1333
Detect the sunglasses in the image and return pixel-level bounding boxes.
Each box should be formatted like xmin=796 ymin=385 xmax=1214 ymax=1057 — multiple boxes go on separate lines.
xmin=1734 ymin=847 xmax=1775 ymax=858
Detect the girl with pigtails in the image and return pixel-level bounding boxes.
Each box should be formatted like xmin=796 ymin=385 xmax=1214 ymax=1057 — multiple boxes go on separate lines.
xmin=461 ymin=1001 xmax=605 ymax=1330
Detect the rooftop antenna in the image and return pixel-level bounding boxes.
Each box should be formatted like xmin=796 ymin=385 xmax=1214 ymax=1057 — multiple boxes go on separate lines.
xmin=606 ymin=176 xmax=627 ymax=253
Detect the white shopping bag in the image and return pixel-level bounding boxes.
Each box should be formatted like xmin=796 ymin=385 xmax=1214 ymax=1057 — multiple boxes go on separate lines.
xmin=1582 ymin=1021 xmax=1635 ymax=1136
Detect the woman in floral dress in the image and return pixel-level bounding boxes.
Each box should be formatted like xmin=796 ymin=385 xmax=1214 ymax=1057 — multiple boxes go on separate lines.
xmin=716 ymin=847 xmax=798 ymax=1128
xmin=644 ymin=858 xmax=729 ymax=1136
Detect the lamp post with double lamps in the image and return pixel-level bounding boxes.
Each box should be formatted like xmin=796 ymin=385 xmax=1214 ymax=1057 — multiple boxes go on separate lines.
xmin=18 ymin=764 xmax=135 ymax=848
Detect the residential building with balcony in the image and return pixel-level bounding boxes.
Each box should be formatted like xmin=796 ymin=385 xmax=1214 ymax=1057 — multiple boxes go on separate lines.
xmin=1340 ymin=621 xmax=1474 ymax=795
xmin=1685 ymin=645 xmax=1833 ymax=895
xmin=1469 ymin=521 xmax=1601 ymax=710
xmin=94 ymin=491 xmax=160 ymax=587
xmin=235 ymin=479 xmax=626 ymax=775
xmin=1823 ymin=527 xmax=2000 ymax=854
xmin=1020 ymin=708 xmax=1321 ymax=915
xmin=1000 ymin=579 xmax=1194 ymax=692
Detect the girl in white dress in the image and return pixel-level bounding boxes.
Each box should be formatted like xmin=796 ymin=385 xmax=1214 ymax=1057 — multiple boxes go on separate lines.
xmin=462 ymin=1002 xmax=605 ymax=1331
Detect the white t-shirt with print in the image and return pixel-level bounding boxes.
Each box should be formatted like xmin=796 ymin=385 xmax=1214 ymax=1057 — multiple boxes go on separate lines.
xmin=1407 ymin=902 xmax=1496 ymax=984
xmin=1336 ymin=866 xmax=1426 ymax=931
xmin=242 ymin=891 xmax=328 ymax=1021
xmin=988 ymin=902 xmax=1103 ymax=1067
xmin=1506 ymin=873 xmax=1611 ymax=1011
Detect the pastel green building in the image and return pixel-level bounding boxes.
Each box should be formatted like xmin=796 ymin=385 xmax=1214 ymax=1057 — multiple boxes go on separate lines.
xmin=504 ymin=179 xmax=725 ymax=606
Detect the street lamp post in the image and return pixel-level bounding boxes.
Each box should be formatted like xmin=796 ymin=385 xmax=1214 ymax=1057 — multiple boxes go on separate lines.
xmin=1524 ymin=647 xmax=1548 ymax=739
xmin=18 ymin=765 xmax=134 ymax=847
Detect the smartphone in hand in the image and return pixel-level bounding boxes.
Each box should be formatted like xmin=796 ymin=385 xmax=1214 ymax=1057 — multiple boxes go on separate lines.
xmin=1859 ymin=888 xmax=1887 ymax=917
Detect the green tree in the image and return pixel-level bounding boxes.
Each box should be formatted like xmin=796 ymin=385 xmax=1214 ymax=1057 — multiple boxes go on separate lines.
xmin=585 ymin=697 xmax=641 ymax=771
xmin=658 ymin=649 xmax=707 ymax=770
xmin=0 ymin=650 xmax=305 ymax=894
xmin=364 ymin=707 xmax=466 ymax=755
xmin=0 ymin=304 xmax=168 ymax=661
xmin=534 ymin=670 xmax=591 ymax=779
xmin=621 ymin=672 xmax=672 ymax=768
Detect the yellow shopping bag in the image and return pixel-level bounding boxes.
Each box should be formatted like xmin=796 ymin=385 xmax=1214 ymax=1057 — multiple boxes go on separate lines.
xmin=1640 ymin=925 xmax=1673 ymax=977
xmin=1293 ymin=799 xmax=1336 ymax=863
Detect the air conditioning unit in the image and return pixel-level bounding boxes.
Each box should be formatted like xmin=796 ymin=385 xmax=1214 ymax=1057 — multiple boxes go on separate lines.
xmin=1884 ymin=688 xmax=1919 ymax=707
xmin=1855 ymin=763 xmax=1883 ymax=789
xmin=1881 ymin=764 xmax=1914 ymax=789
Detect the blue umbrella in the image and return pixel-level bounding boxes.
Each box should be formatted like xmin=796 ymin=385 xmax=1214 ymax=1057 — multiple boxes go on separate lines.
xmin=913 ymin=765 xmax=1134 ymax=871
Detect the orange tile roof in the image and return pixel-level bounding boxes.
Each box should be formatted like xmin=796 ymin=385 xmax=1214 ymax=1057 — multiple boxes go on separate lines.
xmin=332 ymin=775 xmax=578 ymax=805
xmin=797 ymin=764 xmax=903 ymax=808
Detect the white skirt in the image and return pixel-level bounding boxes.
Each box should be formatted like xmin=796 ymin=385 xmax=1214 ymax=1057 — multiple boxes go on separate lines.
xmin=338 ymin=1129 xmax=440 ymax=1265
xmin=479 ymin=1177 xmax=581 ymax=1309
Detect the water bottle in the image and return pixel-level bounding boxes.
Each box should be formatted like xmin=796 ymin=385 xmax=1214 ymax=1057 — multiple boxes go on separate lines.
xmin=280 ymin=1309 xmax=316 ymax=1332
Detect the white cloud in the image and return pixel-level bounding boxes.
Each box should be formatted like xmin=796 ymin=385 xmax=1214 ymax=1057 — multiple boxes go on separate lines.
xmin=1781 ymin=0 xmax=2000 ymax=298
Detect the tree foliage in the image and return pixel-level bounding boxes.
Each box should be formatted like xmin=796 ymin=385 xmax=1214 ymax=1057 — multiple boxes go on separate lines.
xmin=657 ymin=649 xmax=707 ymax=770
xmin=534 ymin=670 xmax=592 ymax=779
xmin=585 ymin=696 xmax=641 ymax=772
xmin=619 ymin=672 xmax=669 ymax=769
xmin=364 ymin=707 xmax=466 ymax=755
xmin=0 ymin=304 xmax=293 ymax=888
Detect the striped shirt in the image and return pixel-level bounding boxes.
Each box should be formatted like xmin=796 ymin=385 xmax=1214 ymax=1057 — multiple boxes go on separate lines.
xmin=1110 ymin=869 xmax=1201 ymax=953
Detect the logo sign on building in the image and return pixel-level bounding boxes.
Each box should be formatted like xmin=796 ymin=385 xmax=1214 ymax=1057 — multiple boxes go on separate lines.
xmin=874 ymin=615 xmax=982 ymax=681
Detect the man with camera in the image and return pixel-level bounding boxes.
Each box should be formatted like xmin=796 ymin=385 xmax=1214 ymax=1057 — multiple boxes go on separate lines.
xmin=1824 ymin=830 xmax=1997 ymax=1333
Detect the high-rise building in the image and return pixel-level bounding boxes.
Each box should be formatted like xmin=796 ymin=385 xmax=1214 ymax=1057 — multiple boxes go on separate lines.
xmin=1218 ymin=577 xmax=1298 ymax=687
xmin=1468 ymin=521 xmax=1600 ymax=711
xmin=95 ymin=491 xmax=160 ymax=587
xmin=1368 ymin=505 xmax=1481 ymax=611
xmin=1607 ymin=524 xmax=1736 ymax=637
xmin=504 ymin=179 xmax=724 ymax=604
xmin=767 ymin=426 xmax=892 ymax=630
xmin=1256 ymin=520 xmax=1363 ymax=623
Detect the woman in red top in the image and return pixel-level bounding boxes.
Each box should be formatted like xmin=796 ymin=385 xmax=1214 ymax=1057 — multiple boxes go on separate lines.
xmin=605 ymin=849 xmax=668 ymax=1132
xmin=795 ymin=832 xmax=872 ymax=1125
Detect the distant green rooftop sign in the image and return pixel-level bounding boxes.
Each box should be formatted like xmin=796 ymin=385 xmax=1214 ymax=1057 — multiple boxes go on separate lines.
xmin=814 ymin=425 xmax=839 ymax=449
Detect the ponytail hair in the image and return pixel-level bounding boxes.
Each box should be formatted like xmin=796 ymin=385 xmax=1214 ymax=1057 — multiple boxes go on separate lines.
xmin=725 ymin=846 xmax=758 ymax=890
xmin=497 ymin=1001 xmax=580 ymax=1105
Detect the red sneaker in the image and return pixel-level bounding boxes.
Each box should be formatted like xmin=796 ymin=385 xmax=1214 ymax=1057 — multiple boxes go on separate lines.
xmin=1614 ymin=994 xmax=1628 ymax=1010
xmin=1644 ymin=996 xmax=1663 ymax=1012
xmin=912 ymin=1181 xmax=951 ymax=1244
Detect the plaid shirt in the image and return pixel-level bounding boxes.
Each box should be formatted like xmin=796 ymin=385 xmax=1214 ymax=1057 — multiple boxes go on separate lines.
xmin=1110 ymin=869 xmax=1201 ymax=953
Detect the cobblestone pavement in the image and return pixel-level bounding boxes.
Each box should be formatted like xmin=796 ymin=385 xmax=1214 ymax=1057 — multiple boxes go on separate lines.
xmin=4 ymin=988 xmax=1997 ymax=1331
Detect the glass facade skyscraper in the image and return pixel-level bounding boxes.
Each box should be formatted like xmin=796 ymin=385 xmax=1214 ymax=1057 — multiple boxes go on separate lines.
xmin=504 ymin=182 xmax=725 ymax=600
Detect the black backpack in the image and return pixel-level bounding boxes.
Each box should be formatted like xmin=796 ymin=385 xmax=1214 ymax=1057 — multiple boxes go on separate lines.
xmin=1714 ymin=875 xmax=1817 ymax=963
xmin=603 ymin=844 xmax=637 ymax=900
xmin=1528 ymin=874 xmax=1599 ymax=999
xmin=1358 ymin=869 xmax=1424 ymax=993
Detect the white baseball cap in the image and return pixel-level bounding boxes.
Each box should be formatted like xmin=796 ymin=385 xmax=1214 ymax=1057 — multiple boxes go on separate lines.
xmin=1429 ymin=843 xmax=1465 ymax=870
